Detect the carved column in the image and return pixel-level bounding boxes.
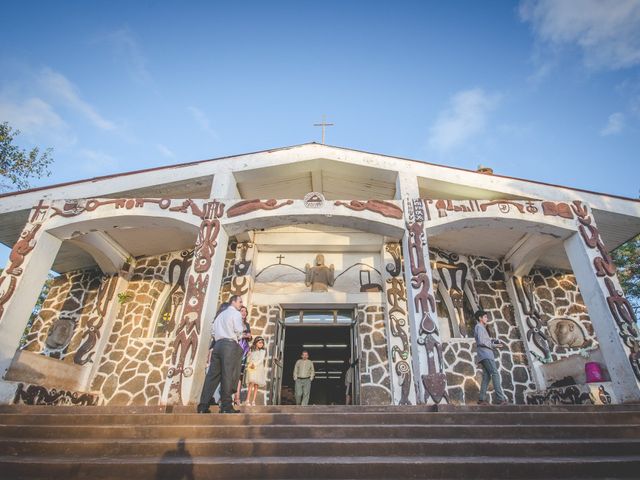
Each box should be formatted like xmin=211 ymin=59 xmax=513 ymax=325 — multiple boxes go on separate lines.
xmin=382 ymin=242 xmax=417 ymax=405
xmin=0 ymin=203 xmax=61 ymax=402
xmin=75 ymin=273 xmax=127 ymax=390
xmin=564 ymin=201 xmax=640 ymax=403
xmin=402 ymin=199 xmax=448 ymax=404
xmin=505 ymin=273 xmax=550 ymax=389
xmin=163 ymin=200 xmax=230 ymax=405
xmin=229 ymin=239 xmax=256 ymax=307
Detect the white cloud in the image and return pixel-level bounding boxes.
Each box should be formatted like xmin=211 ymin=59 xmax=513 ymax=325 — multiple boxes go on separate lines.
xmin=38 ymin=68 xmax=116 ymax=130
xmin=79 ymin=149 xmax=119 ymax=173
xmin=600 ymin=112 xmax=625 ymax=135
xmin=101 ymin=28 xmax=152 ymax=85
xmin=156 ymin=143 xmax=175 ymax=158
xmin=0 ymin=96 xmax=76 ymax=148
xmin=428 ymin=88 xmax=500 ymax=152
xmin=520 ymin=0 xmax=640 ymax=70
xmin=188 ymin=106 xmax=218 ymax=139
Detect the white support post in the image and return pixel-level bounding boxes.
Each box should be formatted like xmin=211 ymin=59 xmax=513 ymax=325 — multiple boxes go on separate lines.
xmin=565 ymin=230 xmax=640 ymax=403
xmin=395 ymin=171 xmax=420 ymax=201
xmin=0 ymin=225 xmax=61 ymax=402
xmin=402 ymin=198 xmax=448 ymax=405
xmin=162 ymin=200 xmax=231 ymax=405
xmin=210 ymin=171 xmax=240 ymax=199
xmin=504 ymin=272 xmax=547 ymax=389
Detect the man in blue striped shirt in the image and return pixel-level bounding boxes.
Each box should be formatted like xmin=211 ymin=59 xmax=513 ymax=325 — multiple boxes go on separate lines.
xmin=474 ymin=309 xmax=508 ymax=405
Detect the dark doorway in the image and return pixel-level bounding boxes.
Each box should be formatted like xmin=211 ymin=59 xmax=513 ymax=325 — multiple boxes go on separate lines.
xmin=280 ymin=326 xmax=351 ymax=405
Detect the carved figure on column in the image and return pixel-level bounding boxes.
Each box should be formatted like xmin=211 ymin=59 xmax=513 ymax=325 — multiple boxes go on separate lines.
xmin=7 ymin=223 xmax=41 ymax=276
xmin=304 ymin=254 xmax=335 ymax=292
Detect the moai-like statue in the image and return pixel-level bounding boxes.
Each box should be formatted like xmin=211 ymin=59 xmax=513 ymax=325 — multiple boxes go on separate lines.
xmin=305 ymin=254 xmax=335 ymax=292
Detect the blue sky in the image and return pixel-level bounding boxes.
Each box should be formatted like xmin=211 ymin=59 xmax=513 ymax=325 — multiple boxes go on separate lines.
xmin=1 ymin=0 xmax=639 ymax=201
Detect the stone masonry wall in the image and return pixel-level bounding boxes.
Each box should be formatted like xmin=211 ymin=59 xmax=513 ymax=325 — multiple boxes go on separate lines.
xmin=437 ymin=251 xmax=536 ymax=404
xmin=23 ymin=269 xmax=103 ymax=362
xmin=91 ymin=250 xmax=189 ymax=405
xmin=357 ymin=304 xmax=392 ymax=405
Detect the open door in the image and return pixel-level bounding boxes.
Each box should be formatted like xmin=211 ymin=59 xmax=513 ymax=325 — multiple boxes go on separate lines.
xmin=269 ymin=311 xmax=286 ymax=405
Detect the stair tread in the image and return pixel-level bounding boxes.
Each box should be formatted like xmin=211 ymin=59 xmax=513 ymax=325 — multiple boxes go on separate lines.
xmin=2 ymin=454 xmax=640 ymax=464
xmin=3 ymin=437 xmax=639 ymax=444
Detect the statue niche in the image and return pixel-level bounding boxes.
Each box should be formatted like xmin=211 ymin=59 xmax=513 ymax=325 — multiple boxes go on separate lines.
xmin=305 ymin=254 xmax=335 ymax=292
xmin=45 ymin=317 xmax=76 ymax=352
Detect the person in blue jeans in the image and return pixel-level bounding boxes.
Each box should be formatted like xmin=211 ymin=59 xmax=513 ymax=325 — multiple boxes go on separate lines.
xmin=473 ymin=309 xmax=508 ymax=405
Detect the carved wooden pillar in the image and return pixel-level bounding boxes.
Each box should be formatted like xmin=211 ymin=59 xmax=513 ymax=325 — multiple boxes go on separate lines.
xmin=0 ymin=202 xmax=61 ymax=402
xmin=163 ymin=200 xmax=230 ymax=406
xmin=402 ymin=199 xmax=448 ymax=404
xmin=382 ymin=242 xmax=417 ymax=405
xmin=564 ymin=201 xmax=640 ymax=403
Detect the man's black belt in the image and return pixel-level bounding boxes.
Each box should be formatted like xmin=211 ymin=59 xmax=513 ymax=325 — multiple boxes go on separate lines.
xmin=297 ymin=377 xmax=310 ymax=379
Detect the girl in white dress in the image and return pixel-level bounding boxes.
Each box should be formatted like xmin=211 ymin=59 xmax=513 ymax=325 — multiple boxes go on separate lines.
xmin=245 ymin=336 xmax=267 ymax=406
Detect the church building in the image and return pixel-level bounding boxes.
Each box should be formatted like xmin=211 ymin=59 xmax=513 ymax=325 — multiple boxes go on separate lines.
xmin=0 ymin=143 xmax=639 ymax=408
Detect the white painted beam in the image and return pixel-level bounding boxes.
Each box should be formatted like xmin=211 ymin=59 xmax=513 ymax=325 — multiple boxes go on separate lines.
xmin=68 ymin=232 xmax=130 ymax=275
xmin=503 ymin=233 xmax=559 ymax=277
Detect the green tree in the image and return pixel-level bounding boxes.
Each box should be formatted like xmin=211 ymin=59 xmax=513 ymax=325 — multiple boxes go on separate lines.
xmin=612 ymin=234 xmax=640 ymax=318
xmin=0 ymin=121 xmax=53 ymax=192
xmin=19 ymin=272 xmax=56 ymax=348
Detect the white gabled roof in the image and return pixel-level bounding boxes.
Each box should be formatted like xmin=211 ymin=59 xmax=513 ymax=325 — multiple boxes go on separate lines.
xmin=0 ymin=142 xmax=638 ymax=252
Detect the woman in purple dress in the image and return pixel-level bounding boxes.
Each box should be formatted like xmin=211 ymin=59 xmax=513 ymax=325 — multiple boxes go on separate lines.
xmin=233 ymin=305 xmax=252 ymax=407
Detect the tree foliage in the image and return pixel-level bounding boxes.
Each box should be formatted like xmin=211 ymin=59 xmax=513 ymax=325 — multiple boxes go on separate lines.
xmin=612 ymin=234 xmax=640 ymax=317
xmin=0 ymin=121 xmax=53 ymax=191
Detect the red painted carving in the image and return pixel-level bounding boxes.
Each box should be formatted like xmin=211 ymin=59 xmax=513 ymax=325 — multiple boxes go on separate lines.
xmin=73 ymin=275 xmax=118 ymax=365
xmin=7 ymin=223 xmax=41 ymax=276
xmin=334 ymin=200 xmax=403 ymax=219
xmin=386 ymin=277 xmax=406 ymax=316
xmin=430 ymin=199 xmax=577 ymax=220
xmin=0 ymin=275 xmax=17 ymax=319
xmin=194 ymin=219 xmax=220 ymax=273
xmin=226 ymin=199 xmax=294 ymax=218
xmin=44 ymin=197 xmax=214 ymax=219
xmin=542 ymin=202 xmax=574 ymax=219
xmin=479 ymin=200 xmax=526 ymax=214
xmin=170 ymin=199 xmax=224 ymax=219
xmin=572 ymin=201 xmax=616 ymax=277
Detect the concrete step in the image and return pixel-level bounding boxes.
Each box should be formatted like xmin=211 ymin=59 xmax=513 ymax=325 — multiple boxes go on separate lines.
xmin=3 ymin=405 xmax=639 ymax=479
xmin=2 ymin=403 xmax=639 ymax=414
xmin=1 ymin=454 xmax=639 ymax=479
xmin=2 ymin=437 xmax=640 ymax=458
xmin=2 ymin=410 xmax=639 ymax=426
xmin=2 ymin=423 xmax=639 ymax=440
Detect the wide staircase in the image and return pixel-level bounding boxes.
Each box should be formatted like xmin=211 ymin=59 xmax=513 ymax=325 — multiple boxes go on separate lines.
xmin=0 ymin=404 xmax=639 ymax=479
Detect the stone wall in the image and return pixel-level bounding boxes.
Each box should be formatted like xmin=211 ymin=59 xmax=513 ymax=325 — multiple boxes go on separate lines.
xmin=248 ymin=304 xmax=279 ymax=405
xmin=91 ymin=250 xmax=190 ymax=405
xmin=357 ymin=304 xmax=392 ymax=405
xmin=528 ymin=267 xmax=597 ymax=361
xmin=435 ymin=250 xmax=536 ymax=404
xmin=23 ymin=269 xmax=103 ymax=362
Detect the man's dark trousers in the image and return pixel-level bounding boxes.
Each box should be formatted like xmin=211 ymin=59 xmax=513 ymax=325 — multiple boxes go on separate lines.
xmin=198 ymin=338 xmax=242 ymax=411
